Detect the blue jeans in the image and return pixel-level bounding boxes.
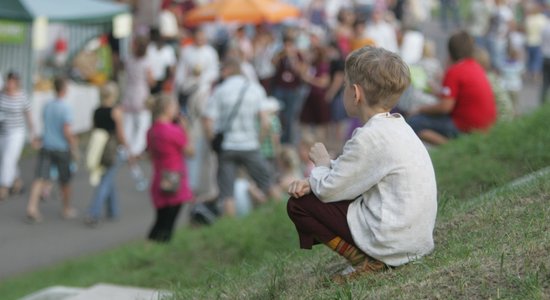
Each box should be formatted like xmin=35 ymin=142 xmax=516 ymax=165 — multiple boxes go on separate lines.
xmin=527 ymin=46 xmax=543 ymax=74
xmin=407 ymin=114 xmax=460 ymax=138
xmin=88 ymin=155 xmax=121 ymax=219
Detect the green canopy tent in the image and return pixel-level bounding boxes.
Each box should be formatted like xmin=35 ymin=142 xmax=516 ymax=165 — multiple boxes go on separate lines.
xmin=0 ymin=0 xmax=128 ymax=22
xmin=0 ymin=0 xmax=129 ymax=90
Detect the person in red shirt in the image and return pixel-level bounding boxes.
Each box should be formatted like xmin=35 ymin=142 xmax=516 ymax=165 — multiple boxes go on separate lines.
xmin=407 ymin=31 xmax=497 ymax=145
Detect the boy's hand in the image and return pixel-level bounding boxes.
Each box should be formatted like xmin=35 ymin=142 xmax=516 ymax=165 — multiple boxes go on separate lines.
xmin=288 ymin=179 xmax=311 ymax=198
xmin=309 ymin=143 xmax=331 ymax=168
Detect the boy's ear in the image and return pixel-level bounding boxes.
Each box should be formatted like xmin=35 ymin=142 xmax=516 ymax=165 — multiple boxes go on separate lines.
xmin=352 ymin=84 xmax=363 ymax=105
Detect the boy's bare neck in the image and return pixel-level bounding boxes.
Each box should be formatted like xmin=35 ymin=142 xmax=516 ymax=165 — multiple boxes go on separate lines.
xmin=359 ymin=106 xmax=390 ymax=123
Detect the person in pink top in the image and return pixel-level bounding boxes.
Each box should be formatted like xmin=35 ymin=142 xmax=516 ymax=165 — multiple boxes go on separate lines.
xmin=147 ymin=95 xmax=194 ymax=242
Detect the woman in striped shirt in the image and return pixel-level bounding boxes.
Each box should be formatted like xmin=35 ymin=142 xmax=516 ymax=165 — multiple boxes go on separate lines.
xmin=0 ymin=72 xmax=36 ymax=200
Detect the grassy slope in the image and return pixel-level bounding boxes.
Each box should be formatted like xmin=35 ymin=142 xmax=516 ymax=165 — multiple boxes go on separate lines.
xmin=1 ymin=104 xmax=550 ymax=299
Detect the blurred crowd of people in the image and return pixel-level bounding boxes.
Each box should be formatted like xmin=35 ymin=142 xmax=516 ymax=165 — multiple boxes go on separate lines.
xmin=1 ymin=0 xmax=549 ymax=242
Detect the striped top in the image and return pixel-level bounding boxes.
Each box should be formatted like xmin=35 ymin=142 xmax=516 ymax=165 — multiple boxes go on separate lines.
xmin=0 ymin=91 xmax=31 ymax=135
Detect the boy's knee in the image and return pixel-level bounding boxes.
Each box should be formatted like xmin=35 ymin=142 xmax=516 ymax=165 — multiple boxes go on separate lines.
xmin=287 ymin=193 xmax=319 ymax=219
xmin=287 ymin=197 xmax=300 ymax=219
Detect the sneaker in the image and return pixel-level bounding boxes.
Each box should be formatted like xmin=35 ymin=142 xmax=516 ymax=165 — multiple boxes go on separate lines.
xmin=62 ymin=208 xmax=79 ymax=220
xmin=84 ymin=217 xmax=100 ymax=228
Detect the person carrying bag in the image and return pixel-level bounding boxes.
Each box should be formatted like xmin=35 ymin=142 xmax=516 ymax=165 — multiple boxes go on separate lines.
xmin=210 ymin=81 xmax=249 ymax=154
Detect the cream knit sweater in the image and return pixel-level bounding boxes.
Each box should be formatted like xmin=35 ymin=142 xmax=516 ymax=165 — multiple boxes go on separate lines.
xmin=309 ymin=113 xmax=437 ymax=266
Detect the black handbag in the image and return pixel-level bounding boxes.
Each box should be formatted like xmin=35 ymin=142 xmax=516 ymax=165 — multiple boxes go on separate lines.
xmin=211 ymin=132 xmax=224 ymax=154
xmin=100 ymin=134 xmax=118 ymax=167
xmin=210 ymin=81 xmax=249 ymax=154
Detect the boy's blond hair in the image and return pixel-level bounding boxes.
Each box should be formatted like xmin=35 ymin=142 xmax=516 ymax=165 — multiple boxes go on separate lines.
xmin=345 ymin=46 xmax=410 ymax=109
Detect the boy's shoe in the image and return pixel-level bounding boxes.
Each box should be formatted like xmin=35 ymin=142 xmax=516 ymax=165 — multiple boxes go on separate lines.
xmin=332 ymin=257 xmax=387 ymax=284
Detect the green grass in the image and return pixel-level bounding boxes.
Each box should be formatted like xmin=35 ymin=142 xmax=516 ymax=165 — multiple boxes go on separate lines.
xmin=2 ymin=104 xmax=550 ymax=299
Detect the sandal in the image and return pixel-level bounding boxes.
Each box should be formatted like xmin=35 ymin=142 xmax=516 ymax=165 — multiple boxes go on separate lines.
xmin=25 ymin=213 xmax=43 ymax=224
xmin=0 ymin=188 xmax=9 ymax=201
xmin=10 ymin=179 xmax=25 ymax=195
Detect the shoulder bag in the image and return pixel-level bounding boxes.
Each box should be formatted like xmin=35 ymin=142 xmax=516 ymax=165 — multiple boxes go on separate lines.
xmin=154 ymin=129 xmax=181 ymax=194
xmin=211 ymin=80 xmax=249 ymax=154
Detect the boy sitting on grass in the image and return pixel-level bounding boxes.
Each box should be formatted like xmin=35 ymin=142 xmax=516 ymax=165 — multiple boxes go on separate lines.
xmin=287 ymin=46 xmax=437 ymax=281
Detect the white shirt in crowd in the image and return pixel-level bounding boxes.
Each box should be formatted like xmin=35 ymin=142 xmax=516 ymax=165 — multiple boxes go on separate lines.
xmin=146 ymin=43 xmax=176 ymax=81
xmin=525 ymin=13 xmax=548 ymax=47
xmin=365 ymin=21 xmax=399 ymax=53
xmin=158 ymin=9 xmax=179 ymax=39
xmin=253 ymin=43 xmax=278 ymax=80
xmin=492 ymin=4 xmax=514 ymax=39
xmin=203 ymin=75 xmax=268 ymax=151
xmin=309 ymin=113 xmax=437 ymax=266
xmin=241 ymin=62 xmax=259 ymax=83
xmin=468 ymin=0 xmax=492 ymax=37
xmin=175 ymin=44 xmax=220 ymax=92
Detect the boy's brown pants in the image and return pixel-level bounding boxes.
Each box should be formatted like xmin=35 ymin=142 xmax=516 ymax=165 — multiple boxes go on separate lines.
xmin=287 ymin=193 xmax=357 ymax=250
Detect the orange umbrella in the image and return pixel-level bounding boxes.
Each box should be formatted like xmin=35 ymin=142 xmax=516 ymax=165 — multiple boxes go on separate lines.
xmin=184 ymin=0 xmax=301 ymax=26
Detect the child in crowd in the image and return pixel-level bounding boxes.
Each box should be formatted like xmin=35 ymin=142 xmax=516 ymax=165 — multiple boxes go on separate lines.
xmin=147 ymin=95 xmax=194 ymax=242
xmin=233 ymin=168 xmax=268 ymax=217
xmin=474 ymin=47 xmax=515 ymax=121
xmin=287 ymin=46 xmax=437 ymax=281
xmin=259 ymin=97 xmax=282 ymax=173
xmin=408 ymin=31 xmax=497 ymax=145
xmin=398 ymin=39 xmax=442 ymax=114
xmin=416 ymin=40 xmax=443 ymax=88
xmin=500 ymin=46 xmax=524 ymax=115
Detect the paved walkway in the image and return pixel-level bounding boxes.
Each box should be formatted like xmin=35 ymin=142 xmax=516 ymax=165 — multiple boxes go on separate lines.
xmin=0 ymin=158 xmax=162 ymax=280
xmin=0 ymin=21 xmax=543 ymax=281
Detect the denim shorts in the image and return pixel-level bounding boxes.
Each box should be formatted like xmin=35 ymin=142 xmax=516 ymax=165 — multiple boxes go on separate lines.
xmin=217 ymin=150 xmax=273 ymax=200
xmin=407 ymin=114 xmax=460 ymax=138
xmin=35 ymin=149 xmax=72 ymax=184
